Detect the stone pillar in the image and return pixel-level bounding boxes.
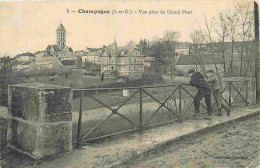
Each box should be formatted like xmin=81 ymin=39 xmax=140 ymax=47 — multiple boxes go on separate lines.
xmin=8 ymin=83 xmax=72 ymax=159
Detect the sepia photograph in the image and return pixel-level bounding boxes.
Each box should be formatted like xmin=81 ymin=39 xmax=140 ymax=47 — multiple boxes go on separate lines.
xmin=0 ymin=0 xmax=259 ymax=167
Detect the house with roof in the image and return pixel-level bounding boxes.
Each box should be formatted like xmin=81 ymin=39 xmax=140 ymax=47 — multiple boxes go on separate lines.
xmin=82 ymin=51 xmax=101 ymax=64
xmin=100 ymin=40 xmax=145 ymax=77
xmin=35 ymin=57 xmax=64 ymax=70
xmin=16 ymin=61 xmax=37 ymax=72
xmin=175 ymin=42 xmax=193 ymax=55
xmin=15 ymin=52 xmax=36 ymax=62
xmin=175 ymin=52 xmax=224 ymax=75
xmin=34 ymin=51 xmax=45 ymax=58
xmin=14 ymin=52 xmax=37 ymax=71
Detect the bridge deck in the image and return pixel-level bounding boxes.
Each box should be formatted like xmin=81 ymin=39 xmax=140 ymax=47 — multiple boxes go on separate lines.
xmin=1 ymin=105 xmax=257 ymax=168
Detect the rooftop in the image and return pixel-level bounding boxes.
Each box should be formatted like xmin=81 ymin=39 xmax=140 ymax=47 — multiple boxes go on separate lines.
xmin=176 ymin=52 xmax=223 ymax=65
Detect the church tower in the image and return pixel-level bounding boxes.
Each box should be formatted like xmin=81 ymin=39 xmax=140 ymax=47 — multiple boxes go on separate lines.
xmin=56 ymin=24 xmax=66 ymax=49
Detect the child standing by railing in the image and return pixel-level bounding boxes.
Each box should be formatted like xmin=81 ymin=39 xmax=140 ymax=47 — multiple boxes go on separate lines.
xmin=205 ymin=69 xmax=230 ymax=116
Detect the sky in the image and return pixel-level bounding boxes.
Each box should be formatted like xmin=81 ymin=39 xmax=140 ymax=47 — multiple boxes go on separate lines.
xmin=0 ymin=0 xmax=255 ymax=57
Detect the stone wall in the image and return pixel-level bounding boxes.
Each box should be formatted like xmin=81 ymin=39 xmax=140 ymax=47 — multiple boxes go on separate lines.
xmin=8 ymin=83 xmax=73 ymax=159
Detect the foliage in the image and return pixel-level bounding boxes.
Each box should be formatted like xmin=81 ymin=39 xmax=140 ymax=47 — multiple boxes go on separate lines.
xmin=0 ymin=57 xmax=22 ymax=106
xmin=193 ymin=3 xmax=255 ymax=77
xmin=139 ymin=31 xmax=180 ymax=74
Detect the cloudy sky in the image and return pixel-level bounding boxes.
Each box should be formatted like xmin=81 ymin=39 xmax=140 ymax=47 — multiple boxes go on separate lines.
xmin=0 ymin=0 xmax=254 ymax=56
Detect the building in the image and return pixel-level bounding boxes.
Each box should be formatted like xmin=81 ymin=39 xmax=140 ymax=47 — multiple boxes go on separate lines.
xmin=14 ymin=52 xmax=36 ymax=62
xmin=35 ymin=57 xmax=64 ymax=70
xmin=80 ymin=47 xmax=103 ymax=64
xmin=100 ymin=40 xmax=145 ymax=77
xmin=57 ymin=53 xmax=77 ymax=61
xmin=175 ymin=42 xmax=192 ymax=55
xmin=175 ymin=52 xmax=224 ymax=75
xmin=34 ymin=51 xmax=45 ymax=58
xmin=57 ymin=23 xmax=66 ymax=49
xmin=14 ymin=52 xmax=36 ymax=71
xmin=82 ymin=51 xmax=101 ymax=64
xmin=45 ymin=24 xmax=73 ymax=57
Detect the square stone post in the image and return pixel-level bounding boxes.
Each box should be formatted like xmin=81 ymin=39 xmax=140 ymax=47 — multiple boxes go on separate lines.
xmin=7 ymin=83 xmax=72 ymax=159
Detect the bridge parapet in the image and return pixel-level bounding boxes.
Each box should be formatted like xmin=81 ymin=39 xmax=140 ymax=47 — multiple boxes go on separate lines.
xmin=7 ymin=83 xmax=73 ymax=159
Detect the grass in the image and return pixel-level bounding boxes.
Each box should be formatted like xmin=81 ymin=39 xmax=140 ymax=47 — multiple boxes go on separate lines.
xmin=21 ymin=75 xmax=117 ymax=89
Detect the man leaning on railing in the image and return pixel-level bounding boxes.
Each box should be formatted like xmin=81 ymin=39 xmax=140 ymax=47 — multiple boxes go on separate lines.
xmin=187 ymin=69 xmax=213 ymax=119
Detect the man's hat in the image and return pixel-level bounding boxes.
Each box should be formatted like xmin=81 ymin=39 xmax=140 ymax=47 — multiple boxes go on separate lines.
xmin=205 ymin=69 xmax=215 ymax=73
xmin=187 ymin=69 xmax=195 ymax=74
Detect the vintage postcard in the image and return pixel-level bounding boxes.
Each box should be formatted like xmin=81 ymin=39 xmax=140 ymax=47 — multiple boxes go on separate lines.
xmin=0 ymin=0 xmax=259 ymax=167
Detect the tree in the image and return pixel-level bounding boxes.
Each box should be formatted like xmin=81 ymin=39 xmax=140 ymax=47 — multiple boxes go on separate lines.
xmin=189 ymin=30 xmax=204 ymax=54
xmin=194 ymin=3 xmax=254 ymax=77
xmin=0 ymin=56 xmax=21 ymax=106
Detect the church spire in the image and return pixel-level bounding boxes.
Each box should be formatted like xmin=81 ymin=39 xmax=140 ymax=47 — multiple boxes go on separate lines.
xmin=113 ymin=35 xmax=117 ymax=53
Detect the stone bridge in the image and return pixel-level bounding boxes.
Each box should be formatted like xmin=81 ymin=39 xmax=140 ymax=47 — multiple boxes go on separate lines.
xmin=0 ymin=77 xmax=257 ymax=160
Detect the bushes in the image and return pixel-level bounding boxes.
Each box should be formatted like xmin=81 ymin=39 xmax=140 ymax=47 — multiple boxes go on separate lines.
xmin=142 ymin=72 xmax=162 ymax=85
xmin=24 ymin=68 xmax=89 ymax=77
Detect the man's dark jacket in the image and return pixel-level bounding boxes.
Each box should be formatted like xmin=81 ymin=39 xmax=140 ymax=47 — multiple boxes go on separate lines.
xmin=189 ymin=72 xmax=212 ymax=94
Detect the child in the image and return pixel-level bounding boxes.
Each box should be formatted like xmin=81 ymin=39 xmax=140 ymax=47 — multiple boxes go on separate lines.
xmin=205 ymin=69 xmax=230 ymax=116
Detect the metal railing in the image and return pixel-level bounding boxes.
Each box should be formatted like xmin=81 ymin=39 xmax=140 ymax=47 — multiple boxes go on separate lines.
xmin=221 ymin=79 xmax=250 ymax=107
xmin=73 ymin=80 xmax=249 ymax=147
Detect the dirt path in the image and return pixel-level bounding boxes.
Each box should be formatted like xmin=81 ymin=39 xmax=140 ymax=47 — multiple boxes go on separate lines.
xmin=119 ymin=115 xmax=260 ymax=168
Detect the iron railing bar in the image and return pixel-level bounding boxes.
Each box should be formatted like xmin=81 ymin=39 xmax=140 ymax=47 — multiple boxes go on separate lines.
xmin=144 ymin=105 xmax=163 ymax=126
xmin=159 ymin=86 xmax=180 ymax=118
xmin=73 ymin=84 xmax=189 ymax=92
xmin=85 ymin=92 xmax=113 ymax=111
xmin=142 ymin=88 xmax=163 ymax=105
xmin=116 ymin=112 xmax=140 ymax=128
xmin=77 ymin=91 xmax=83 ymax=148
xmin=230 ymin=81 xmax=247 ymax=106
xmin=139 ymin=88 xmax=143 ymax=129
xmin=221 ymin=95 xmax=229 ymax=105
xmin=179 ymin=86 xmax=182 ymax=122
xmin=180 ymin=85 xmax=208 ymax=111
xmin=163 ymin=105 xmax=179 ymax=118
xmin=182 ymin=102 xmax=194 ymax=117
xmin=82 ymin=113 xmax=114 ymax=139
xmin=230 ymin=82 xmax=247 ymax=105
xmin=221 ymin=83 xmax=229 ymax=95
xmin=116 ymin=89 xmax=140 ymax=111
xmin=180 ymin=93 xmax=193 ymax=116
xmin=142 ymin=87 xmax=178 ymax=108
xmin=143 ymin=87 xmax=180 ymax=118
xmin=77 ymin=90 xmax=178 ymax=112
xmin=219 ymin=83 xmax=230 ymax=106
xmin=83 ymin=117 xmax=180 ymax=142
xmin=163 ymin=86 xmax=179 ymax=103
xmin=179 ymin=91 xmax=190 ymax=107
xmin=82 ymin=128 xmax=140 ymax=142
xmin=173 ymin=96 xmax=178 ymax=116
xmin=245 ymin=80 xmax=248 ymax=106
